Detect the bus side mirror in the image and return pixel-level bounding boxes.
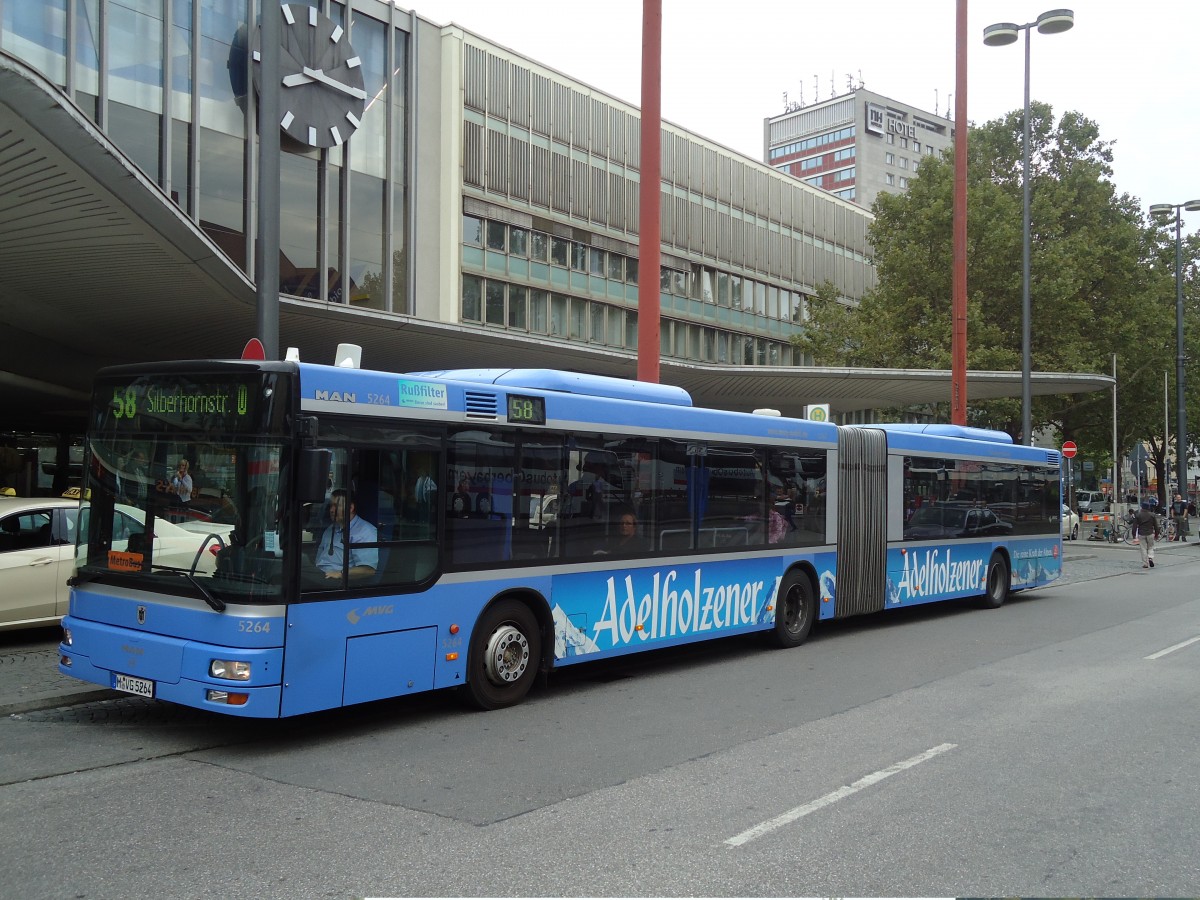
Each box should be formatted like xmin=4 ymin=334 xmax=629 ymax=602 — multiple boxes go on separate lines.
xmin=298 ymin=449 xmax=332 ymax=505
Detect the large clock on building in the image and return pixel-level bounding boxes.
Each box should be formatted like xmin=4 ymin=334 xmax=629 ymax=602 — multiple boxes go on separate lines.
xmin=253 ymin=4 xmax=367 ymax=149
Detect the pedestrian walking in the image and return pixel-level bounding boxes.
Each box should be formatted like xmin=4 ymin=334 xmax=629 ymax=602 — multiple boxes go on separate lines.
xmin=1132 ymin=500 xmax=1160 ymax=568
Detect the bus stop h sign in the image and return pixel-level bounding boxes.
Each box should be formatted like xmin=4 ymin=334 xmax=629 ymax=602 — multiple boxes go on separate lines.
xmin=1062 ymin=441 xmax=1078 ymax=458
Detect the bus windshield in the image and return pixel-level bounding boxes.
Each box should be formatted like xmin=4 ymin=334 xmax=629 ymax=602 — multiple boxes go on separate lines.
xmin=77 ymin=435 xmax=288 ymax=604
xmin=76 ymin=368 xmax=294 ymax=604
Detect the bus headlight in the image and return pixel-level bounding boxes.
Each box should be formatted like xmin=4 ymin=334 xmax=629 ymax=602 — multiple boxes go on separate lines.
xmin=62 ymin=626 xmax=73 ymax=646
xmin=210 ymin=659 xmax=251 ymax=681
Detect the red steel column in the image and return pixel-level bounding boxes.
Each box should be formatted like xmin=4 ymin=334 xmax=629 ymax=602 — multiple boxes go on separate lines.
xmin=951 ymin=0 xmax=969 ymax=424
xmin=636 ymin=0 xmax=662 ymax=383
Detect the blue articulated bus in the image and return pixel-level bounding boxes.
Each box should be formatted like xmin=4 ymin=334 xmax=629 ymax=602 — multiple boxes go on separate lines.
xmin=59 ymin=358 xmax=1063 ymax=717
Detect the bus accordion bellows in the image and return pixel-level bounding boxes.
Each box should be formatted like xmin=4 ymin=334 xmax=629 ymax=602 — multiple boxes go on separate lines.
xmin=59 ymin=358 xmax=1064 ymax=717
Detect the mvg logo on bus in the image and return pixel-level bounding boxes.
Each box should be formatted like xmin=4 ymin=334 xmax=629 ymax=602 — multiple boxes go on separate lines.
xmin=347 ymin=605 xmax=394 ymax=624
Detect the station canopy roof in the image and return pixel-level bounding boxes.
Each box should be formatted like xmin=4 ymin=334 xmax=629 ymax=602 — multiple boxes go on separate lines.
xmin=0 ymin=55 xmax=1112 ymax=431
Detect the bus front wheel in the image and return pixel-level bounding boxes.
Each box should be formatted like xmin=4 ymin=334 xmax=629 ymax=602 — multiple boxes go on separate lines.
xmin=979 ymin=553 xmax=1010 ymax=609
xmin=464 ymin=599 xmax=541 ymax=710
xmin=770 ymin=571 xmax=815 ymax=648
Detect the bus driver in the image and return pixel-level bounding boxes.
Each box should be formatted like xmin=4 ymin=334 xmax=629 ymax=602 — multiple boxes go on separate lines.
xmin=314 ymin=489 xmax=378 ymax=579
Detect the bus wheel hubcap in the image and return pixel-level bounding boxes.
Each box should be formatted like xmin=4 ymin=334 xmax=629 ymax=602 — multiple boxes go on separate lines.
xmin=485 ymin=625 xmax=530 ymax=684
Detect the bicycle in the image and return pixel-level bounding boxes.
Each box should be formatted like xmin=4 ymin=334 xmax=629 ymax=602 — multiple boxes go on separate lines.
xmin=1122 ymin=522 xmax=1138 ymax=545
xmin=1163 ymin=517 xmax=1179 ymax=542
xmin=1107 ymin=520 xmax=1128 ymax=543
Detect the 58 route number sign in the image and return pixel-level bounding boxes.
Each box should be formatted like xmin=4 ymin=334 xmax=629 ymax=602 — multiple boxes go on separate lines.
xmin=1062 ymin=441 xmax=1078 ymax=458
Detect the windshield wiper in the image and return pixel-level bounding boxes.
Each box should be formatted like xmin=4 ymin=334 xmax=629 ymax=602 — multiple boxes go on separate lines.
xmin=149 ymin=566 xmax=227 ymax=612
xmin=182 ymin=570 xmax=226 ymax=612
xmin=72 ymin=564 xmax=226 ymax=612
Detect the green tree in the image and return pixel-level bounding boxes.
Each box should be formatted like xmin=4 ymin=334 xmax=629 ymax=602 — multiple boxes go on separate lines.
xmin=795 ymin=102 xmax=1192 ymax=497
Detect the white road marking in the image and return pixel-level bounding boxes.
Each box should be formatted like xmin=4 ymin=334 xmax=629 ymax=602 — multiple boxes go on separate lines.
xmin=725 ymin=742 xmax=957 ymax=848
xmin=1145 ymin=634 xmax=1200 ymax=660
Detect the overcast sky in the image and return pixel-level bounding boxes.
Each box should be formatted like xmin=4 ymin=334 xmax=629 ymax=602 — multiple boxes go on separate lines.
xmin=405 ymin=0 xmax=1200 ymax=237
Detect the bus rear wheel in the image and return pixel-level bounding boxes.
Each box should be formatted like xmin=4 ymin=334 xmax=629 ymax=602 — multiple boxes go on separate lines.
xmin=770 ymin=571 xmax=815 ymax=648
xmin=464 ymin=599 xmax=541 ymax=710
xmin=979 ymin=553 xmax=1010 ymax=609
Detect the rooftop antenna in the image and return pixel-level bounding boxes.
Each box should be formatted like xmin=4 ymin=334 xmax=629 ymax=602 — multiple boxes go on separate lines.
xmin=846 ymin=72 xmax=854 ymax=93
xmin=813 ymin=74 xmax=818 ymax=102
xmin=858 ymin=69 xmax=864 ymax=89
xmin=830 ymin=68 xmax=835 ymax=98
xmin=946 ymin=93 xmax=952 ymax=120
xmin=798 ymin=83 xmax=804 ymax=106
xmin=935 ymin=88 xmax=939 ymax=116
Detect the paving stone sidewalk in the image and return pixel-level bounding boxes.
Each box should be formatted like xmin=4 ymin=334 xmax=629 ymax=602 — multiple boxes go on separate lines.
xmin=0 ymin=643 xmax=115 ymax=716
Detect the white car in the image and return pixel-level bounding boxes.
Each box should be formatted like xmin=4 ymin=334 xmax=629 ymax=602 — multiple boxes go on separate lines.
xmin=1076 ymin=490 xmax=1108 ymax=513
xmin=528 ymin=493 xmax=559 ymax=529
xmin=1061 ymin=503 xmax=1080 ymax=540
xmin=0 ymin=497 xmax=230 ymax=631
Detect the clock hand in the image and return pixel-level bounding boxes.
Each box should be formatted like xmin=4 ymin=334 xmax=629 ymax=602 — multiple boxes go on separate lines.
xmin=281 ymin=72 xmax=315 ymax=87
xmin=301 ymin=66 xmax=367 ymax=101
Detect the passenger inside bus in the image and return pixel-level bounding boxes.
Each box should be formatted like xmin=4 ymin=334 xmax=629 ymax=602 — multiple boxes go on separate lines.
xmin=602 ymin=508 xmax=646 ymax=555
xmin=450 ymin=477 xmax=473 ymax=517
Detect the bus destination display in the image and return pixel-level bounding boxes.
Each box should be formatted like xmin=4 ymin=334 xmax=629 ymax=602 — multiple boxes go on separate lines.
xmin=98 ymin=375 xmax=269 ymax=433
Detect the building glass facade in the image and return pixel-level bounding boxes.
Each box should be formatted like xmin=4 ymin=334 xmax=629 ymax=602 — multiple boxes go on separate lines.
xmin=3 ymin=1 xmax=877 ymax=377
xmin=1 ymin=0 xmax=410 ymax=310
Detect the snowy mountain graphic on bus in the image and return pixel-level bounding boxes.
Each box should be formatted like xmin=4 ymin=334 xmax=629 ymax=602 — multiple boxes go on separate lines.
xmin=552 ymin=604 xmax=600 ymax=658
xmin=819 ymin=569 xmax=836 ymax=606
xmin=756 ymin=586 xmax=777 ymax=625
xmin=887 ymin=575 xmax=902 ymax=605
xmin=1012 ymin=553 xmax=1059 ymax=587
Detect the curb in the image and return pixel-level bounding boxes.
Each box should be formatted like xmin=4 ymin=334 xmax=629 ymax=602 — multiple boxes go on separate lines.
xmin=1 ymin=689 xmax=118 ymax=717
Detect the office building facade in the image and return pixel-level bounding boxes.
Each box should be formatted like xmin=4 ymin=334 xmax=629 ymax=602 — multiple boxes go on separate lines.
xmin=764 ymin=88 xmax=954 ymax=209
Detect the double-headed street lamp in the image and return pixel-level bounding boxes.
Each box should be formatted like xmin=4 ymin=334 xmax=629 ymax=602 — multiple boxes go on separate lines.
xmin=1149 ymin=199 xmax=1200 ymax=494
xmin=984 ymin=9 xmax=1074 ymax=446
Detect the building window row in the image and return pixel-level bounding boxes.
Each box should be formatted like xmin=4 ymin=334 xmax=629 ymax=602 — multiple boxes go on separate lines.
xmin=464 ymin=214 xmax=817 ymax=325
xmin=795 ymin=145 xmax=855 ymax=176
xmin=460 ymin=274 xmax=804 ymax=367
xmin=768 ymin=125 xmax=856 ymax=161
xmin=803 ymin=168 xmax=855 ymax=192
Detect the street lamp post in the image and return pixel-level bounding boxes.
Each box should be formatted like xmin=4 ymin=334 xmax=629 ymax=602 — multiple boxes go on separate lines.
xmin=1149 ymin=199 xmax=1200 ymax=495
xmin=984 ymin=9 xmax=1074 ymax=446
